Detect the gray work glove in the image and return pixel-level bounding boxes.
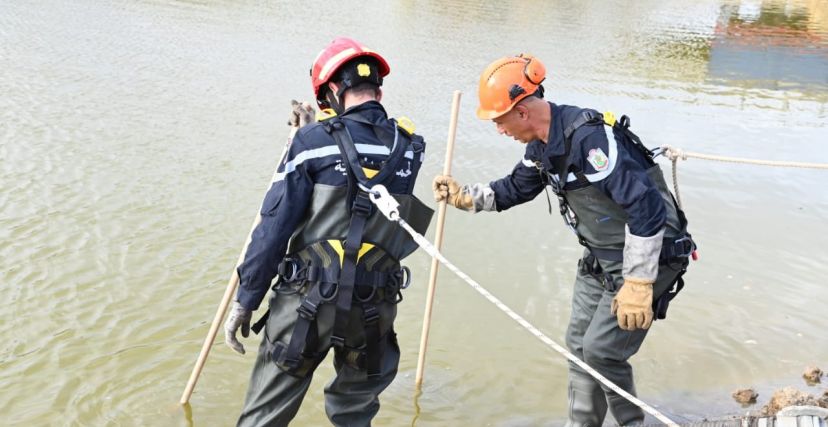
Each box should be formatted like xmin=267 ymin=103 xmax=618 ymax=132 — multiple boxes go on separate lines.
xmin=224 ymin=301 xmax=252 ymax=355
xmin=287 ymin=99 xmax=316 ymax=128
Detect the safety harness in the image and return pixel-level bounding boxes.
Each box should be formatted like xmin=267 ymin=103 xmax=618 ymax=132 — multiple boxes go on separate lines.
xmin=544 ymin=111 xmax=696 ymax=319
xmin=253 ymin=111 xmax=427 ymax=378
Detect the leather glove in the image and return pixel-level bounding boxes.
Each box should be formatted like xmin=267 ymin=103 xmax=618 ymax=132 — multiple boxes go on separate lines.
xmin=287 ymin=99 xmax=316 ymax=128
xmin=224 ymin=301 xmax=252 ymax=355
xmin=432 ymin=175 xmax=474 ymax=211
xmin=611 ymin=278 xmax=654 ymax=331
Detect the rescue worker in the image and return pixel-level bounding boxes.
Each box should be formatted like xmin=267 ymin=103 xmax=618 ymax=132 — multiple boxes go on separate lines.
xmin=433 ymin=54 xmax=695 ymax=426
xmin=224 ymin=37 xmax=433 ymax=427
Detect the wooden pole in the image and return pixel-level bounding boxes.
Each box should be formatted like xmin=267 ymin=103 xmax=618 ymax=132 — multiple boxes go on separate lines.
xmin=414 ymin=90 xmax=461 ymax=389
xmin=179 ymin=127 xmax=299 ymax=405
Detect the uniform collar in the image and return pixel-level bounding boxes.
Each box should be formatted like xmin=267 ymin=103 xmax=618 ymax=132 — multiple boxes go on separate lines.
xmin=341 ymin=100 xmax=388 ymax=123
xmin=540 ymin=102 xmax=565 ymax=157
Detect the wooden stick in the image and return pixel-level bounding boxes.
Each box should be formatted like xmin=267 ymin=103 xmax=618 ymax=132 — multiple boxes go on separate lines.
xmin=414 ymin=90 xmax=461 ymax=389
xmin=179 ymin=127 xmax=298 ymax=405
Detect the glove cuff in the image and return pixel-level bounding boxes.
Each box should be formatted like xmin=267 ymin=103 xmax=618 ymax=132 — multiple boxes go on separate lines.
xmin=622 ymin=226 xmax=664 ymax=282
xmin=623 ymin=277 xmax=654 ymax=287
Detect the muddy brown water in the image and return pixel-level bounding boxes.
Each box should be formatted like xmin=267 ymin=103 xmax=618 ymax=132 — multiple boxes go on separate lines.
xmin=2 ymin=1 xmax=827 ymax=425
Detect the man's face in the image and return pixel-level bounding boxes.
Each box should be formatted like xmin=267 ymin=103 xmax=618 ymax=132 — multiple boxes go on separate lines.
xmin=492 ymin=105 xmax=533 ymax=144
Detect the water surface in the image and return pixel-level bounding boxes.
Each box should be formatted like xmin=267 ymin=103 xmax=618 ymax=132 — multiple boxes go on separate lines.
xmin=2 ymin=1 xmax=827 ymax=425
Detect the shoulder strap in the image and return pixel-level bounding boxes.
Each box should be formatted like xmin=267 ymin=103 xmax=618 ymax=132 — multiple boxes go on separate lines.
xmin=325 ymin=117 xmax=409 ymax=188
xmin=340 ymin=110 xmax=396 ymax=149
xmin=616 ymin=115 xmax=656 ymax=166
xmin=563 ymin=110 xmax=602 ymax=143
xmin=552 ymin=110 xmax=604 ymax=190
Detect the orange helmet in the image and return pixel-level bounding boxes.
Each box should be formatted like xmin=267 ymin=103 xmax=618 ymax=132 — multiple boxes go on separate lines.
xmin=476 ymin=54 xmax=546 ymax=120
xmin=310 ymin=37 xmax=390 ymax=109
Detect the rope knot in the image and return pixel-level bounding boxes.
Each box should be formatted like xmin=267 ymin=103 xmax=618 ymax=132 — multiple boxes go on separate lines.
xmin=661 ymin=145 xmax=687 ymax=161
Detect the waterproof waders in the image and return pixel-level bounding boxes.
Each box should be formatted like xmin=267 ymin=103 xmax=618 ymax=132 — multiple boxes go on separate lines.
xmin=547 ymin=112 xmax=694 ymax=425
xmin=238 ymin=115 xmax=433 ymax=427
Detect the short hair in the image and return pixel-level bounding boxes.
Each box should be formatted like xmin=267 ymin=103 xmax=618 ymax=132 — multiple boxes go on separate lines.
xmin=346 ymin=82 xmax=381 ymax=99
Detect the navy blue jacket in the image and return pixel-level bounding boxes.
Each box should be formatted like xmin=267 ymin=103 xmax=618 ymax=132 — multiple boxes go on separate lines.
xmin=236 ymin=101 xmax=423 ymax=311
xmin=489 ymin=102 xmax=666 ymax=238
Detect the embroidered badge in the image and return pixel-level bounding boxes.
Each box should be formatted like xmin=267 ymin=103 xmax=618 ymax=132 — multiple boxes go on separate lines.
xmin=587 ymin=148 xmax=609 ymax=171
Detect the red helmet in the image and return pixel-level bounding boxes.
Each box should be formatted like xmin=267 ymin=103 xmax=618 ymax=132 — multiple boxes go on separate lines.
xmin=310 ymin=37 xmax=390 ymax=109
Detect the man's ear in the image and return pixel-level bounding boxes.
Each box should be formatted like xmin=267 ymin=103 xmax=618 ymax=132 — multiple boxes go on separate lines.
xmin=376 ymin=88 xmax=383 ymax=102
xmin=328 ymin=81 xmax=340 ymax=95
xmin=514 ymin=103 xmax=529 ymax=119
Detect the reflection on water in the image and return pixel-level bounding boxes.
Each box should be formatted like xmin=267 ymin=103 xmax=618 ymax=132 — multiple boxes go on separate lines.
xmin=709 ymin=1 xmax=828 ymax=90
xmin=622 ymin=0 xmax=827 ymax=102
xmin=1 ymin=0 xmax=827 ymax=426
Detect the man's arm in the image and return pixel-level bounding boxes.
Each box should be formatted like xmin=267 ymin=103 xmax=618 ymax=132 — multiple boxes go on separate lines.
xmin=434 ymin=144 xmax=545 ymax=212
xmin=236 ymin=135 xmax=315 ymax=311
xmin=488 ymin=154 xmax=546 ymax=212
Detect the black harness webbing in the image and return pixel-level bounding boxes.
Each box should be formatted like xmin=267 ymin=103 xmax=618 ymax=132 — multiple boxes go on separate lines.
xmin=273 ymin=283 xmax=325 ymax=372
xmin=549 ymin=110 xmax=694 ymax=260
xmin=550 ymin=110 xmax=696 ymax=320
xmin=274 ymin=114 xmax=409 ymax=377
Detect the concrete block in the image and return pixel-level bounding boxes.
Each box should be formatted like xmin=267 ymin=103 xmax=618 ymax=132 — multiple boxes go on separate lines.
xmin=777 ymin=406 xmax=828 ymax=419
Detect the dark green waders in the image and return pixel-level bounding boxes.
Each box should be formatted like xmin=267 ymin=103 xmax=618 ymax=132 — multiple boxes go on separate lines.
xmin=238 ymin=114 xmax=433 ymax=427
xmin=564 ymin=251 xmax=686 ymax=426
xmin=237 ymin=289 xmax=400 ymax=427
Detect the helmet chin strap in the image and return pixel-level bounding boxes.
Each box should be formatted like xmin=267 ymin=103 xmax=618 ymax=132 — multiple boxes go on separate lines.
xmin=325 ymin=89 xmax=345 ymax=114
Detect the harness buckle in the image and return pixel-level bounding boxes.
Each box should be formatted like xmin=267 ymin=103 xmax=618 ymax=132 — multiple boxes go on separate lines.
xmin=331 ymin=335 xmax=346 ymax=348
xmin=673 ymin=236 xmax=694 ymax=258
xmin=296 ymin=299 xmax=318 ymax=321
xmin=362 ymin=305 xmax=379 ymax=325
xmin=306 ymin=266 xmax=319 ymax=283
xmin=601 ymin=273 xmax=619 ymax=292
xmin=352 ymin=193 xmax=373 ymax=217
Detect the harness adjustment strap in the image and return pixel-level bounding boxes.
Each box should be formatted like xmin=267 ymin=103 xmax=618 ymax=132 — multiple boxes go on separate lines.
xmin=279 ymin=284 xmax=324 ymax=372
xmin=363 ymin=304 xmax=382 ymax=378
xmin=587 ymin=235 xmax=697 ymax=264
xmin=251 ymin=309 xmax=270 ymax=335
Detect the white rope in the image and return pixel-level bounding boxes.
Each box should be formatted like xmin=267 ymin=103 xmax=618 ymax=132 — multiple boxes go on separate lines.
xmin=395 ymin=219 xmax=679 ymax=426
xmin=365 ymin=186 xmax=678 ymax=426
xmin=660 ymin=145 xmax=828 ymax=170
xmin=659 ymin=145 xmax=828 ymax=210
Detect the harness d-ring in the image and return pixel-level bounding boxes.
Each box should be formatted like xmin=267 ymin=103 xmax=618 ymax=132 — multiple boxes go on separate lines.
xmin=281 ymin=259 xmax=306 ymax=283
xmin=319 ymin=282 xmax=339 ymax=302
xmin=355 ymin=281 xmax=378 ymax=303
xmin=399 ymin=266 xmax=411 ymax=289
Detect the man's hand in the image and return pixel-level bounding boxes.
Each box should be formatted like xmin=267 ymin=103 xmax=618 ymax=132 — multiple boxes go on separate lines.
xmin=224 ymin=301 xmax=253 ymax=355
xmin=288 ymin=100 xmax=316 ymax=128
xmin=432 ymin=175 xmax=474 ymax=211
xmin=611 ymin=278 xmax=654 ymax=331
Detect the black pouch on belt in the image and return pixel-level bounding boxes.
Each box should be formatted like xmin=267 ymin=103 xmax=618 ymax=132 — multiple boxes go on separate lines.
xmin=653 ymin=259 xmax=689 ymax=320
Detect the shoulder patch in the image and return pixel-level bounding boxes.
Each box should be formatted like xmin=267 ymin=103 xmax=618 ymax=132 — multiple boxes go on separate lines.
xmin=587 ymin=148 xmax=609 ymax=171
